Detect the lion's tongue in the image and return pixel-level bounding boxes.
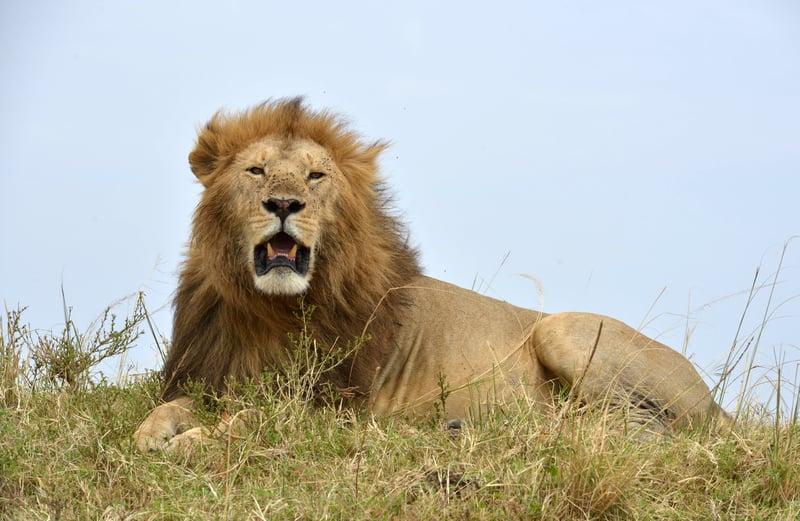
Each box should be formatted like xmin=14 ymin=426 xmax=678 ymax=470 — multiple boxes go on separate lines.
xmin=267 ymin=233 xmax=298 ymax=260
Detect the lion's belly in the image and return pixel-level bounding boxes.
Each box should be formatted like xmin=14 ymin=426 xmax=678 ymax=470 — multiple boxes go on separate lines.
xmin=368 ymin=275 xmax=554 ymax=419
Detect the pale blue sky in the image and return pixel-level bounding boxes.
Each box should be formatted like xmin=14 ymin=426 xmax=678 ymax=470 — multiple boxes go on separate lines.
xmin=1 ymin=1 xmax=798 ymax=408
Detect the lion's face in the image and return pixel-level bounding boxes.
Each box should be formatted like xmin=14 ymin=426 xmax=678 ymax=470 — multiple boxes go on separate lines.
xmin=226 ymin=138 xmax=341 ymax=296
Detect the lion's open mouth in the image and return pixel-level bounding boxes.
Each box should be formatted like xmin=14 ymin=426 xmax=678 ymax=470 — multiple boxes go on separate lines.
xmin=254 ymin=232 xmax=311 ymax=276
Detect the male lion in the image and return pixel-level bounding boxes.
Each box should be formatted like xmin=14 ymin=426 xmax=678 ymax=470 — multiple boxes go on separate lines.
xmin=135 ymin=97 xmax=728 ymax=450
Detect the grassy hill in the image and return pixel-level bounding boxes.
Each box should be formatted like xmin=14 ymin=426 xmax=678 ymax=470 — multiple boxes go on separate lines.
xmin=1 ymin=299 xmax=798 ymax=520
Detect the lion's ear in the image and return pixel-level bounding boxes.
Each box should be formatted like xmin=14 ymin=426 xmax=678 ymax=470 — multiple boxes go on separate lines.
xmin=188 ymin=116 xmax=222 ymax=187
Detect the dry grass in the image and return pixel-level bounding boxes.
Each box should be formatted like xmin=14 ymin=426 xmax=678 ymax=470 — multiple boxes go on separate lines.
xmin=1 ymin=270 xmax=798 ymax=520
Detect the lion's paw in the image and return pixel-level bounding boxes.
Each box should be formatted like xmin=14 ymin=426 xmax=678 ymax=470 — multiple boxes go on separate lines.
xmin=166 ymin=426 xmax=212 ymax=450
xmin=133 ymin=425 xmax=172 ymax=452
xmin=134 ymin=397 xmax=200 ymax=452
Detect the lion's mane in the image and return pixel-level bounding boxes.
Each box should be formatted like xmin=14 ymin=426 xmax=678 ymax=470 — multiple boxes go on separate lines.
xmin=161 ymin=98 xmax=421 ymax=401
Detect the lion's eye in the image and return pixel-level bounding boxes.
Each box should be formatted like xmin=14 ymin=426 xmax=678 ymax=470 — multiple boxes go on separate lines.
xmin=308 ymin=171 xmax=326 ymax=180
xmin=248 ymin=166 xmax=265 ymax=176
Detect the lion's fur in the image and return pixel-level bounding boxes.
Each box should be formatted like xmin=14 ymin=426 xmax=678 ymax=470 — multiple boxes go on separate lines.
xmin=135 ymin=98 xmax=729 ymax=451
xmin=163 ymin=98 xmax=420 ymax=402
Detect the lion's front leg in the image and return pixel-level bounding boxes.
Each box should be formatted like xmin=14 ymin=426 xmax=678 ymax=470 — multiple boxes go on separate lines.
xmin=134 ymin=395 xmax=202 ymax=451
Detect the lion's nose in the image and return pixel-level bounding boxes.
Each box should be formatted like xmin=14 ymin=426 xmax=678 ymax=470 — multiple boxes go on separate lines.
xmin=264 ymin=198 xmax=306 ymax=221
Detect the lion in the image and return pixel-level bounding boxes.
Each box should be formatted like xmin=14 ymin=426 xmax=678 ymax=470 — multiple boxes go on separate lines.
xmin=135 ymin=97 xmax=729 ymax=451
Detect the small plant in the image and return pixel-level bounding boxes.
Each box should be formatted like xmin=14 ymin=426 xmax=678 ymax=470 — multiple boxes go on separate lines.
xmin=0 ymin=306 xmax=26 ymax=407
xmin=434 ymin=372 xmax=450 ymax=422
xmin=33 ymin=290 xmax=145 ymax=390
xmin=1 ymin=290 xmax=146 ymax=397
xmin=281 ymin=297 xmax=370 ymax=405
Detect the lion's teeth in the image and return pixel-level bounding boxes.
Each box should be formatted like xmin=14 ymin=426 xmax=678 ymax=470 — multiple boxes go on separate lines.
xmin=267 ymin=242 xmax=275 ymax=259
xmin=289 ymin=244 xmax=298 ymax=260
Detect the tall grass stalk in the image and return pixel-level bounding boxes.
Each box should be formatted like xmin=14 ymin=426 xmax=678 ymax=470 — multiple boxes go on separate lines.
xmin=712 ymin=240 xmax=797 ymax=429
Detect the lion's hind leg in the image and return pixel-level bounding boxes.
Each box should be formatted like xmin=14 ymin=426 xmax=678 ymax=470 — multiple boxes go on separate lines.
xmin=533 ymin=312 xmax=727 ymax=434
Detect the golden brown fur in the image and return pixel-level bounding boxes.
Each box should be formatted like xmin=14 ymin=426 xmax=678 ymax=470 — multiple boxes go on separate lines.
xmin=163 ymin=98 xmax=419 ymax=402
xmin=135 ymin=98 xmax=728 ymax=451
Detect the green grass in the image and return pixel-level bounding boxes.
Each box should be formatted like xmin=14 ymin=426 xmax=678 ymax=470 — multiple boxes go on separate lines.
xmin=1 ymin=287 xmax=799 ymax=520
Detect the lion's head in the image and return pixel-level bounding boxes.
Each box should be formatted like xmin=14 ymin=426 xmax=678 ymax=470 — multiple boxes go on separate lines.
xmin=161 ymin=98 xmax=420 ymax=400
xmin=188 ymin=98 xmax=405 ymax=298
xmin=195 ymin=136 xmax=338 ymax=296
